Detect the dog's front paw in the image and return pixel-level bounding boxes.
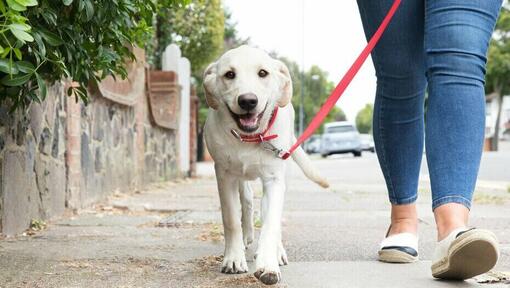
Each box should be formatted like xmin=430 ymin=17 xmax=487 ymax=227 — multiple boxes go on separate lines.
xmin=254 ymin=267 xmax=281 ymax=285
xmin=221 ymin=249 xmax=248 ymax=274
xmin=254 ymin=252 xmax=281 ymax=285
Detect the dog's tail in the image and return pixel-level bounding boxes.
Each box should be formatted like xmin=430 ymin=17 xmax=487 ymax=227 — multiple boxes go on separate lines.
xmin=291 ymin=144 xmax=329 ymax=188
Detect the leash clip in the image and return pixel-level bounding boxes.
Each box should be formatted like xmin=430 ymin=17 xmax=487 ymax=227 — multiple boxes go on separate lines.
xmin=261 ymin=141 xmax=287 ymax=159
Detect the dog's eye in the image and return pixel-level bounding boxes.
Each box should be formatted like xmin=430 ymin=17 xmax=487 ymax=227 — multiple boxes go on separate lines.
xmin=224 ymin=71 xmax=236 ymax=79
xmin=258 ymin=69 xmax=269 ymax=78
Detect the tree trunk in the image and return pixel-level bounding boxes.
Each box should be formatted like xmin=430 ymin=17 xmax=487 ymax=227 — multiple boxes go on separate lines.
xmin=491 ymin=89 xmax=503 ymax=151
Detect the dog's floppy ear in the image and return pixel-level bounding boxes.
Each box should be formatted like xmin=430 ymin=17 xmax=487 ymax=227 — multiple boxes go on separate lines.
xmin=274 ymin=60 xmax=293 ymax=107
xmin=203 ymin=62 xmax=219 ymax=110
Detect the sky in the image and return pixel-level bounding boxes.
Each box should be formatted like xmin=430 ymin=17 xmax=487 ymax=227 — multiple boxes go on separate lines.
xmin=223 ymin=0 xmax=377 ymax=121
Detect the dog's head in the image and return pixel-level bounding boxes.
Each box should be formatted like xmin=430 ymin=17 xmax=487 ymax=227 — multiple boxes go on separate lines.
xmin=203 ymin=45 xmax=292 ymax=133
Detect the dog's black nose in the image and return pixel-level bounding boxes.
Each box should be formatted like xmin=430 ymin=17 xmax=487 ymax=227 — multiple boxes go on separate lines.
xmin=238 ymin=93 xmax=258 ymax=111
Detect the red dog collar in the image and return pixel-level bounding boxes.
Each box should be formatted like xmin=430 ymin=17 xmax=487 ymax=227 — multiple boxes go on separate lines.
xmin=230 ymin=106 xmax=279 ymax=143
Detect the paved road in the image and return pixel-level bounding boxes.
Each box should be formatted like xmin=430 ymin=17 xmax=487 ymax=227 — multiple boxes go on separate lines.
xmin=0 ymin=150 xmax=509 ymax=287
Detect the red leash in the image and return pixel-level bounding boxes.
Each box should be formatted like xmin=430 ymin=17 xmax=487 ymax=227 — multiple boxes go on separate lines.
xmin=280 ymin=0 xmax=402 ymax=160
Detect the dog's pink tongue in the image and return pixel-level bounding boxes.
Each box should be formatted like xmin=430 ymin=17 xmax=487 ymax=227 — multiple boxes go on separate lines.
xmin=239 ymin=115 xmax=257 ymax=127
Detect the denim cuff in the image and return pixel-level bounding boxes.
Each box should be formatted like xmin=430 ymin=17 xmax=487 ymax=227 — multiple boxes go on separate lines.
xmin=389 ymin=195 xmax=418 ymax=206
xmin=432 ymin=195 xmax=472 ymax=211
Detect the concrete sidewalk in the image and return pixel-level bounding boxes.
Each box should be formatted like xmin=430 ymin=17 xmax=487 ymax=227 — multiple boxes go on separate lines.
xmin=0 ymin=156 xmax=509 ymax=287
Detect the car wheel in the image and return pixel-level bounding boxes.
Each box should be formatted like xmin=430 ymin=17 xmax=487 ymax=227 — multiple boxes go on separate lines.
xmin=321 ymin=153 xmax=328 ymax=158
xmin=353 ymin=151 xmax=362 ymax=157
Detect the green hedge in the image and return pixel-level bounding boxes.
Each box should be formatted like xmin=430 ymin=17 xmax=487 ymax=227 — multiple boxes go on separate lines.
xmin=0 ymin=0 xmax=186 ymax=111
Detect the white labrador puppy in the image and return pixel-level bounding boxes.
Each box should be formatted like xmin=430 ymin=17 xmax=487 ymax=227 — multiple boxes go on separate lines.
xmin=203 ymin=45 xmax=328 ymax=285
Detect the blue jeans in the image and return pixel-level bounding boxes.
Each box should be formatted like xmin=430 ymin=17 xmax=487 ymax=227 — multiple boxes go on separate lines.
xmin=356 ymin=0 xmax=502 ymax=210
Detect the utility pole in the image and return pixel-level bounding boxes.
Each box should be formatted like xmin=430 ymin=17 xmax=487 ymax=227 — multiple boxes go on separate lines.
xmin=299 ymin=0 xmax=305 ymax=136
xmin=299 ymin=73 xmax=304 ymax=135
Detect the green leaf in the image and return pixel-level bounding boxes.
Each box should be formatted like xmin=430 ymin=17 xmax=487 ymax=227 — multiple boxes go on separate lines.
xmin=32 ymin=32 xmax=46 ymax=57
xmin=13 ymin=0 xmax=37 ymax=7
xmin=6 ymin=0 xmax=26 ymax=11
xmin=16 ymin=61 xmax=35 ymax=73
xmin=10 ymin=27 xmax=34 ymax=42
xmin=1 ymin=73 xmax=32 ymax=86
xmin=0 ymin=59 xmax=19 ymax=74
xmin=38 ymin=28 xmax=64 ymax=46
xmin=84 ymin=0 xmax=94 ymax=21
xmin=63 ymin=0 xmax=73 ymax=5
xmin=13 ymin=48 xmax=22 ymax=60
xmin=75 ymin=85 xmax=88 ymax=104
xmin=78 ymin=0 xmax=84 ymax=11
xmin=35 ymin=73 xmax=46 ymax=100
xmin=1 ymin=47 xmax=11 ymax=58
xmin=0 ymin=46 xmax=4 ymax=55
xmin=10 ymin=13 xmax=29 ymax=23
xmin=8 ymin=23 xmax=31 ymax=31
xmin=40 ymin=9 xmax=57 ymax=25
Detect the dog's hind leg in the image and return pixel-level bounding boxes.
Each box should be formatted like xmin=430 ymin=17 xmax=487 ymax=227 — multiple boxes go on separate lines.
xmin=239 ymin=180 xmax=254 ymax=249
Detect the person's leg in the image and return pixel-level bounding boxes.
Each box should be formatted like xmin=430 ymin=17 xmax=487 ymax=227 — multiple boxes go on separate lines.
xmin=424 ymin=0 xmax=502 ymax=240
xmin=357 ymin=0 xmax=426 ymax=236
xmin=425 ymin=0 xmax=502 ymax=279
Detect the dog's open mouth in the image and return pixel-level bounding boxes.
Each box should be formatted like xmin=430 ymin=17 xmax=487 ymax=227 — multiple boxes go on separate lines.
xmin=228 ymin=105 xmax=267 ymax=133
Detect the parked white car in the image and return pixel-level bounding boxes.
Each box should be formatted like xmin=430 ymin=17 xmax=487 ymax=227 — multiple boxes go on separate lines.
xmin=305 ymin=135 xmax=321 ymax=154
xmin=320 ymin=121 xmax=362 ymax=157
xmin=360 ymin=133 xmax=375 ymax=153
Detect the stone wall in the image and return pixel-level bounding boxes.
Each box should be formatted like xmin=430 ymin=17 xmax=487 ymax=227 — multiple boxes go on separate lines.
xmin=75 ymin=89 xmax=179 ymax=208
xmin=0 ymin=84 xmax=67 ymax=235
xmin=137 ymin=87 xmax=179 ymax=184
xmin=79 ymin=94 xmax=139 ymax=206
xmin=0 ymin=49 xmax=188 ymax=235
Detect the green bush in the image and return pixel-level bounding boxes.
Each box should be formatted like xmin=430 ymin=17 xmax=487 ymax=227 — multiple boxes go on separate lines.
xmin=355 ymin=104 xmax=373 ymax=134
xmin=0 ymin=0 xmax=185 ymax=111
xmin=153 ymin=0 xmax=224 ymax=75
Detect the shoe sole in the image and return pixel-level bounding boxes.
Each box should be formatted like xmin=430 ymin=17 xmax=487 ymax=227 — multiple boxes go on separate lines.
xmin=431 ymin=229 xmax=499 ymax=280
xmin=378 ymin=249 xmax=418 ymax=263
